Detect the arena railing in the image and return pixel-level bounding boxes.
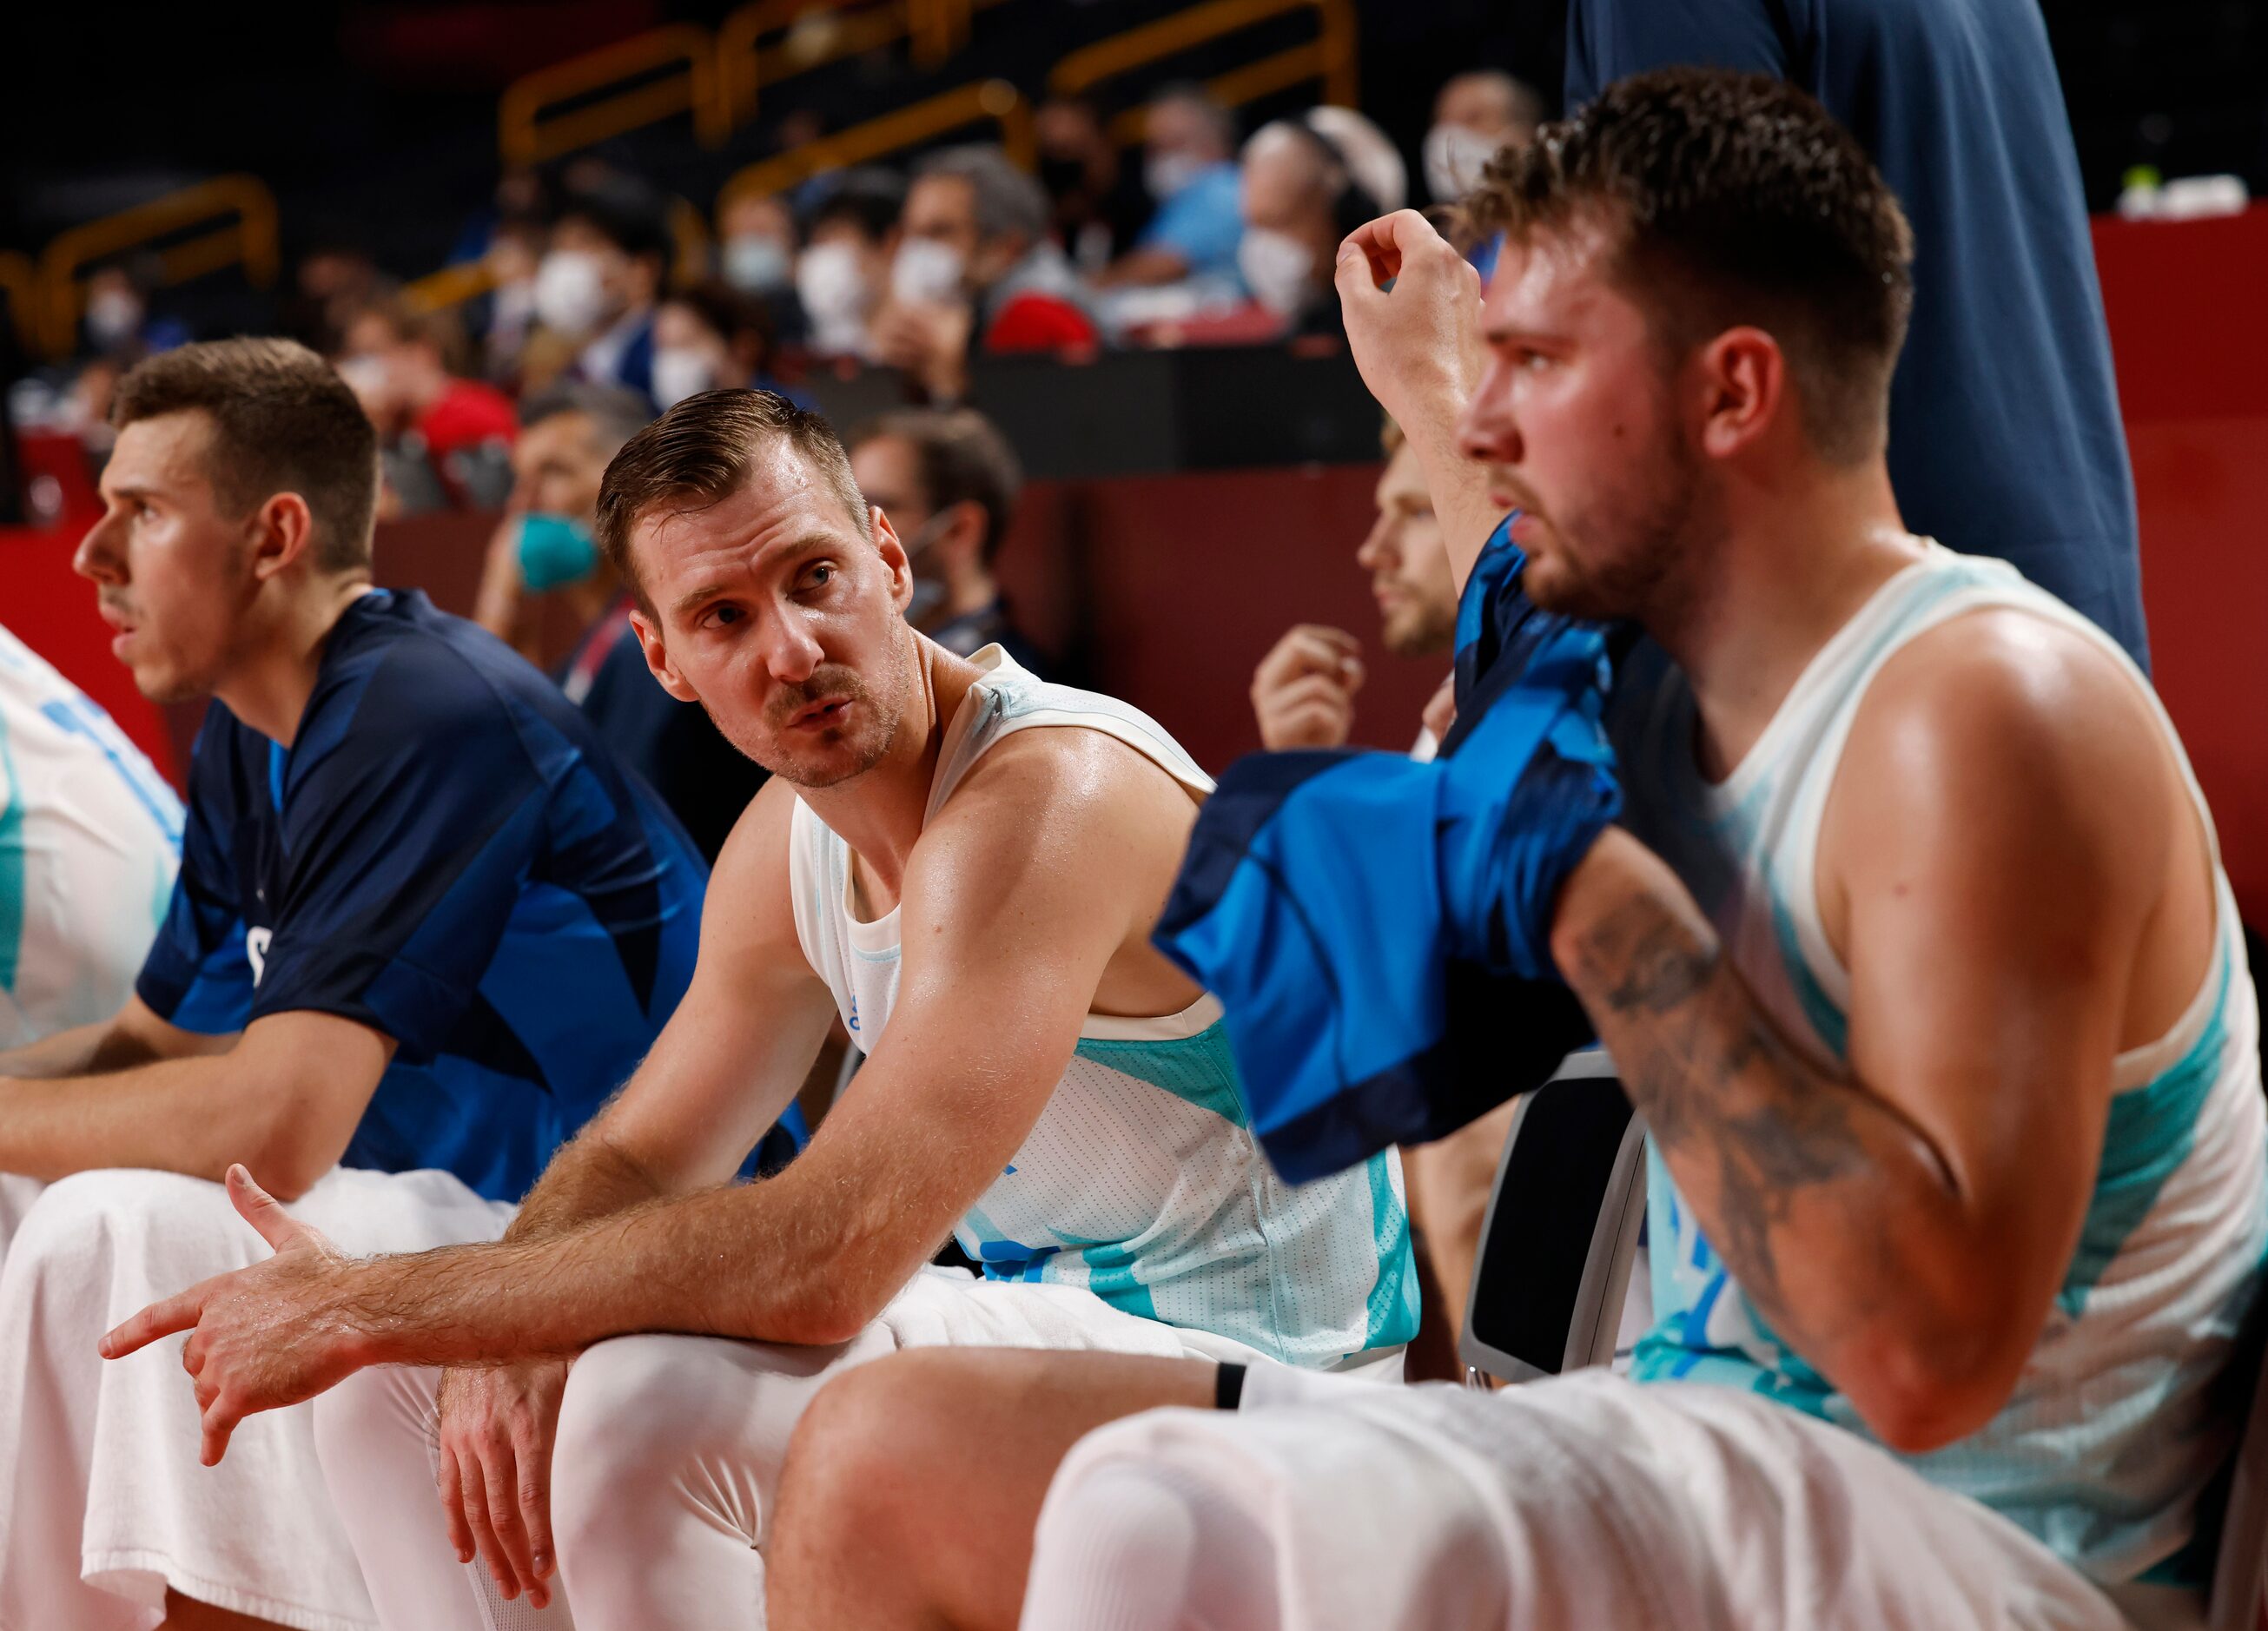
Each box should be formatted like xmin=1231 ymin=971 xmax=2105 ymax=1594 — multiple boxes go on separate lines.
xmin=0 ymin=252 xmax=36 ymax=356
xmin=716 ymin=78 xmax=1035 ymax=218
xmin=715 ymin=0 xmax=999 ymax=131
xmin=1048 ymin=0 xmax=1358 ymax=145
xmin=34 ymin=175 xmax=280 ymax=359
xmin=497 ymin=23 xmax=729 ymax=168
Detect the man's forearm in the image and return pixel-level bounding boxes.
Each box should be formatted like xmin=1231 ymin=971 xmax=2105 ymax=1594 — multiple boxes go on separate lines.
xmin=1550 ymin=831 xmax=1968 ymax=1378
xmin=0 ymin=1018 xmax=163 ymax=1081
xmin=499 ymin=1120 xmax=675 ymax=1245
xmin=0 ymin=1055 xmax=268 ymax=1180
xmin=343 ymin=1165 xmax=879 ymax=1367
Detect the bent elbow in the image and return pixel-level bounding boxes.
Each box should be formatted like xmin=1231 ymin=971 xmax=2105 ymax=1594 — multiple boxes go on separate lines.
xmin=1840 ymin=1333 xmax=2020 ymax=1456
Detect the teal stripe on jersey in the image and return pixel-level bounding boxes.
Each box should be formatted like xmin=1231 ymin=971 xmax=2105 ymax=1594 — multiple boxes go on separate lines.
xmin=1362 ymin=1151 xmax=1420 ymax=1350
xmin=1769 ymin=883 xmax=1848 ymax=1059
xmin=1074 ymin=1024 xmax=1248 ymax=1126
xmin=0 ymin=710 xmax=23 ymax=990
xmin=2060 ymin=946 xmax=2232 ymax=1318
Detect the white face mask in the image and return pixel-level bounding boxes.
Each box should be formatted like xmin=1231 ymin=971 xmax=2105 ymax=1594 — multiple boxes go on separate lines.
xmin=891 ymin=236 xmax=967 ymax=306
xmin=797 ymin=241 xmax=870 ymax=344
xmin=1144 ymin=151 xmax=1207 ymax=202
xmin=85 ymin=288 xmax=143 ymax=349
xmin=533 ymin=249 xmax=612 ymax=339
xmin=1238 ymin=227 xmax=1316 ymax=318
xmin=334 ymin=354 xmax=392 ymax=406
xmin=1423 ymin=123 xmax=1503 ymax=205
xmin=651 ymin=345 xmax=717 ymax=410
xmin=722 ymin=234 xmax=791 ymax=294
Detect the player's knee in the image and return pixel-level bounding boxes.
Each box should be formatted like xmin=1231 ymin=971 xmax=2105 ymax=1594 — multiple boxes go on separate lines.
xmin=552 ymin=1335 xmax=707 ymax=1535
xmin=5 ymin=1168 xmax=217 ymax=1294
xmin=779 ymin=1355 xmax=929 ymax=1541
xmin=310 ymin=1366 xmax=425 ymax=1494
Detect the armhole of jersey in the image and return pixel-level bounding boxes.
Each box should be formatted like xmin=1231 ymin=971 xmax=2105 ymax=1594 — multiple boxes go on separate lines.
xmin=785 ymin=798 xmax=831 ymax=984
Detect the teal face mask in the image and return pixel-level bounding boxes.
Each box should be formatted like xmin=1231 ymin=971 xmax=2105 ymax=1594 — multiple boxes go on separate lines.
xmin=517 ymin=512 xmax=599 ymax=592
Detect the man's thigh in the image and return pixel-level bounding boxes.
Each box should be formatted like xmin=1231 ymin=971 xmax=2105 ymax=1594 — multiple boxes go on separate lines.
xmin=1036 ymin=1371 xmax=2131 ymax=1631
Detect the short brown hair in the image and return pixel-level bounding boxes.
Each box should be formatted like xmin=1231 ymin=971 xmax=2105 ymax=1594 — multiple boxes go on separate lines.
xmin=1465 ymin=68 xmax=1914 ymax=464
xmin=596 ymin=387 xmax=870 ymax=613
xmin=111 ymin=337 xmax=380 ymax=572
xmin=848 ymin=406 xmax=1022 ymax=565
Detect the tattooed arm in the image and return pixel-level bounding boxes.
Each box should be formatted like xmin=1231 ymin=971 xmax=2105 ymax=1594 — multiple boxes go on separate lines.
xmin=1550 ymin=616 xmax=2193 ymax=1453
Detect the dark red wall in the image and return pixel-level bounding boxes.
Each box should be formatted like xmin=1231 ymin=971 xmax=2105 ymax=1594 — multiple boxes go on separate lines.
xmin=3 ymin=207 xmax=2263 ymax=920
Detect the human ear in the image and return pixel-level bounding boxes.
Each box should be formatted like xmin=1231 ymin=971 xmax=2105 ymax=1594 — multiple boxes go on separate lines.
xmin=1696 ymin=327 xmax=1784 ymax=461
xmin=631 ymin=608 xmax=701 ymax=703
xmin=248 ymin=492 xmax=317 ymax=582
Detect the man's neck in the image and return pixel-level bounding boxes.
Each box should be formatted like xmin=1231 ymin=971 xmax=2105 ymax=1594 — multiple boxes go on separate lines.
xmin=214 ymin=576 xmax=377 ymax=747
xmin=1650 ymin=463 xmax=1919 ymax=783
xmin=798 ymin=636 xmax=984 ymax=908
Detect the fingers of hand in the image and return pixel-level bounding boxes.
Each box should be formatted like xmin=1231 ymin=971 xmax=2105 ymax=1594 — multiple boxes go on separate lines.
xmin=225 ymin=1165 xmax=302 ymax=1252
xmin=101 ymin=1285 xmax=206 ymax=1359
xmin=200 ymin=1391 xmax=241 ymax=1467
xmin=436 ymin=1440 xmax=477 ymax=1564
xmin=483 ymin=1441 xmax=541 ymax=1601
xmin=460 ymin=1451 xmax=514 ymax=1597
xmin=1255 ymin=628 xmax=1361 ymax=694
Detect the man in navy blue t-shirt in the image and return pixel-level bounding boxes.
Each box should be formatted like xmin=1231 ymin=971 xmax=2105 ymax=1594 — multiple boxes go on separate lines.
xmin=1564 ymin=0 xmax=2150 ymax=670
xmin=0 ymin=338 xmax=735 ymax=1631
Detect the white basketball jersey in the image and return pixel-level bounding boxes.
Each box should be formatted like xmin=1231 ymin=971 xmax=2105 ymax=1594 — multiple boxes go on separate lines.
xmin=0 ymin=624 xmax=182 ymax=1047
xmin=789 ymin=649 xmax=1417 ymax=1369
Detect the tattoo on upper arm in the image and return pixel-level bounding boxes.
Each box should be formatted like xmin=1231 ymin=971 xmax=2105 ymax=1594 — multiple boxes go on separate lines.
xmin=1570 ymin=891 xmax=1874 ymax=1323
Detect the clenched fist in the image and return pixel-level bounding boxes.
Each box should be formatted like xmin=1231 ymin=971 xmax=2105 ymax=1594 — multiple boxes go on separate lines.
xmin=1252 ymin=625 xmax=1365 ymax=750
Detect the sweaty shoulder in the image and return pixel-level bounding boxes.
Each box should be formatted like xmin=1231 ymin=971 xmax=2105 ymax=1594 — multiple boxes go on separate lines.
xmin=1822 ymin=606 xmax=2183 ymax=948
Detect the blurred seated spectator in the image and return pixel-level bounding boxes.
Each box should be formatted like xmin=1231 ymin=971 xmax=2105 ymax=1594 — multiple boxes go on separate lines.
xmin=794 ymin=168 xmax=906 ymax=360
xmin=652 ymin=282 xmax=810 ymax=408
xmin=1095 ymin=83 xmax=1244 ymax=290
xmin=536 ymin=178 xmax=672 ymax=411
xmin=76 ymin=263 xmax=189 ymax=364
xmin=284 ymin=238 xmax=395 ymax=357
xmin=1423 ymin=70 xmax=1543 ymax=205
xmin=336 ymin=300 xmax=517 ymax=512
xmin=473 ymin=382 xmax=765 ymax=861
xmin=1035 ymin=94 xmax=1155 ymax=274
xmin=870 ymin=145 xmax=1096 ymax=402
xmin=1237 ymin=110 xmax=1400 ymax=336
xmin=847 ymin=406 xmax=1048 ymax=671
xmin=476 ymin=213 xmax=548 ymax=386
xmin=716 ymin=188 xmax=807 ymax=347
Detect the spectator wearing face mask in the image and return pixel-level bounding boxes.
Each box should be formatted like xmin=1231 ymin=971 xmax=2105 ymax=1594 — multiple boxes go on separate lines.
xmin=870 ymin=145 xmax=1098 ymax=403
xmin=335 ymin=300 xmax=518 ymax=512
xmin=1095 ymin=83 xmax=1244 ymax=290
xmin=1236 ymin=108 xmax=1404 ymax=334
xmin=1423 ymin=70 xmax=1543 ymax=205
xmin=77 ymin=264 xmax=188 ymax=364
xmin=847 ymin=406 xmax=1047 ymax=672
xmin=534 ymin=179 xmax=673 ymax=411
xmin=793 ymin=168 xmax=907 ymax=360
xmin=1034 ymin=93 xmax=1156 ymax=274
xmin=473 ymin=382 xmax=767 ymax=862
xmin=651 ymin=281 xmax=811 ymax=411
xmin=715 ymin=189 xmax=808 ymax=350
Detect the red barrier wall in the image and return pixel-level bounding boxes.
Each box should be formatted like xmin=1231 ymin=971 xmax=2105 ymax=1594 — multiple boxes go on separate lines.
xmin=3 ymin=208 xmax=2263 ymax=920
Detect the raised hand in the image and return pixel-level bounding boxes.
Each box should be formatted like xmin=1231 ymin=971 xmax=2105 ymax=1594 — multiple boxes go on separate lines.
xmin=435 ymin=1357 xmax=572 ymax=1608
xmin=1251 ymin=625 xmax=1365 ymax=750
xmin=1332 ymin=210 xmax=1488 ymax=445
xmin=99 ymin=1165 xmax=366 ymax=1465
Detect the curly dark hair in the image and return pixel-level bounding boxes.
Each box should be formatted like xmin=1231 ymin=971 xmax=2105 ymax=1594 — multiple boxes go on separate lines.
xmin=1466 ymin=67 xmax=1914 ymax=464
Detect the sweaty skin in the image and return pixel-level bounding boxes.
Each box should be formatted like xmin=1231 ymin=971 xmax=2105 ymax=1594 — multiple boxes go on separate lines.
xmin=757 ymin=209 xmax=2223 ymax=1630
xmin=103 ymin=449 xmax=1211 ymax=1608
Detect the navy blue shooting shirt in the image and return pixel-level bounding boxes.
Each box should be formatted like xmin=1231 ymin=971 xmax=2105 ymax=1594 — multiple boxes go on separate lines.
xmin=1565 ymin=0 xmax=2149 ymax=669
xmin=136 ymin=590 xmax=731 ymax=1202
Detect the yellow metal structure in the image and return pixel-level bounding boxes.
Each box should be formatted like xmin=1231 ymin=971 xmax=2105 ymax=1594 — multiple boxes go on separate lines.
xmin=1048 ymin=0 xmax=1356 ymax=143
xmin=717 ymin=78 xmax=1032 ymax=214
xmin=717 ymin=0 xmax=1003 ymax=129
xmin=400 ymin=260 xmax=499 ymax=319
xmin=498 ymin=24 xmax=728 ymax=167
xmin=0 ymin=253 xmax=36 ymax=354
xmin=36 ymin=175 xmax=280 ymax=358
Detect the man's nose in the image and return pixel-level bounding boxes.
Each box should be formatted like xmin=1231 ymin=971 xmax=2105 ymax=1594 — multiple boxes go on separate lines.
xmin=1355 ymin=514 xmax=1398 ymax=571
xmin=73 ymin=514 xmax=123 ymax=584
xmin=1458 ymin=359 xmax=1523 ymax=467
xmin=758 ymin=613 xmax=824 ymax=685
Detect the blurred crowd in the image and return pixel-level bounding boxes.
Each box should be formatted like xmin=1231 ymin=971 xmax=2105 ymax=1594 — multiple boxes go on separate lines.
xmin=10 ymin=70 xmax=1542 ymax=527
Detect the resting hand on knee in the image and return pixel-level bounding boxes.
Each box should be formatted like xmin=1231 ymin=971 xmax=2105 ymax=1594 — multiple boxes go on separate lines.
xmin=436 ymin=1356 xmax=572 ymax=1609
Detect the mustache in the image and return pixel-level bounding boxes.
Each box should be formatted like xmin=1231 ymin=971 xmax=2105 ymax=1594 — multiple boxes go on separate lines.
xmin=1485 ymin=468 xmax=1545 ymax=518
xmin=764 ymin=664 xmax=871 ymax=725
